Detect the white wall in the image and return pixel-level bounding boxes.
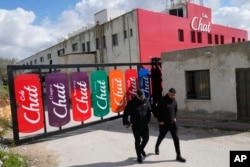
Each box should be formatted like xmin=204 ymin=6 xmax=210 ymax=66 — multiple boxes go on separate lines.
xmin=161 ymin=42 xmax=250 ymax=120
xmin=17 ymin=9 xmax=140 ymax=68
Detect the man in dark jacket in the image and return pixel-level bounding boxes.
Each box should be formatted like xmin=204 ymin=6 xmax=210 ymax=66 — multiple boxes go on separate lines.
xmin=123 ymin=89 xmax=152 ymax=163
xmin=155 ymin=88 xmax=186 ymax=162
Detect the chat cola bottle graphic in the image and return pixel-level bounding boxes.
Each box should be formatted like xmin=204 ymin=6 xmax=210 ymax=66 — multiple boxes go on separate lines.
xmin=45 ymin=73 xmax=70 ymax=127
xmin=109 ymin=69 xmax=125 ymax=113
xmin=91 ymin=70 xmax=110 ymax=117
xmin=70 ymin=72 xmax=91 ymax=121
xmin=14 ymin=74 xmax=44 ymax=133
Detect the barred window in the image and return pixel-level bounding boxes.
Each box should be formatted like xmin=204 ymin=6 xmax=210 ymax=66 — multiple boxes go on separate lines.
xmin=215 ymin=34 xmax=219 ymax=44
xmin=178 ymin=29 xmax=184 ymax=42
xmin=197 ymin=32 xmax=202 ymax=43
xmin=186 ymin=70 xmax=211 ymax=100
xmin=57 ymin=49 xmax=65 ymax=56
xmin=112 ymin=34 xmax=118 ymax=46
xmin=82 ymin=43 xmax=85 ymax=52
xmin=102 ymin=36 xmax=106 ymax=48
xmin=86 ymin=41 xmax=90 ymax=51
xmin=130 ymin=28 xmax=133 ymax=37
xmin=191 ymin=31 xmax=196 ymax=43
xmin=96 ymin=38 xmax=99 ymax=49
xmin=124 ymin=30 xmax=127 ymax=39
xmin=40 ymin=56 xmax=44 ymax=62
xmin=72 ymin=43 xmax=78 ymax=51
xmin=208 ymin=33 xmax=212 ymax=44
xmin=47 ymin=54 xmax=51 ymax=59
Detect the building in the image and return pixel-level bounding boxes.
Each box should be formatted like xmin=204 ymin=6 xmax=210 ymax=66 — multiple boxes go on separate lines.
xmin=161 ymin=41 xmax=250 ymax=121
xmin=17 ymin=1 xmax=247 ymax=66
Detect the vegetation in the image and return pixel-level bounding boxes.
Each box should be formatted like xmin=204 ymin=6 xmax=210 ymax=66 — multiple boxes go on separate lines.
xmin=0 ymin=85 xmax=9 ymax=102
xmin=0 ymin=57 xmax=17 ymax=85
xmin=0 ymin=150 xmax=28 ymax=167
xmin=1 ymin=86 xmax=29 ymax=167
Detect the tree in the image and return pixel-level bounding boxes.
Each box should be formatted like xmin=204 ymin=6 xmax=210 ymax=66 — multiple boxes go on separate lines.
xmin=0 ymin=57 xmax=18 ymax=85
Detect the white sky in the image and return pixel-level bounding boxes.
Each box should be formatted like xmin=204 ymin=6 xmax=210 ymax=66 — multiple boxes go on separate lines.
xmin=0 ymin=0 xmax=250 ymax=60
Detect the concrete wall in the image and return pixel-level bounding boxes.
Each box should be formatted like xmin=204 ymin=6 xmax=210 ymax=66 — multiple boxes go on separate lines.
xmin=17 ymin=10 xmax=139 ymax=67
xmin=161 ymin=41 xmax=250 ymax=120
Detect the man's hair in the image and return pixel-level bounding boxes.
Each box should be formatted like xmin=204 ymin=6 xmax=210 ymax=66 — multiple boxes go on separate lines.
xmin=136 ymin=89 xmax=144 ymax=96
xmin=169 ymin=88 xmax=176 ymax=94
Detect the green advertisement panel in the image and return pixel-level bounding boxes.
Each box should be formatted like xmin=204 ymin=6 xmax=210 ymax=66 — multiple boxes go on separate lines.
xmin=91 ymin=70 xmax=110 ymax=117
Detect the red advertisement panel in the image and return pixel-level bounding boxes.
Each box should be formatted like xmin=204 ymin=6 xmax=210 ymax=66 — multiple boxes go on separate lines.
xmin=125 ymin=69 xmax=138 ymax=102
xmin=70 ymin=72 xmax=91 ymax=121
xmin=109 ymin=69 xmax=126 ymax=113
xmin=14 ymin=74 xmax=44 ymax=133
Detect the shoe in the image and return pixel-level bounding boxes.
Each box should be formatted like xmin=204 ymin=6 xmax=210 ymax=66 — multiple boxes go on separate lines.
xmin=141 ymin=150 xmax=146 ymax=157
xmin=137 ymin=156 xmax=142 ymax=163
xmin=176 ymin=155 xmax=186 ymax=163
xmin=155 ymin=147 xmax=159 ymax=155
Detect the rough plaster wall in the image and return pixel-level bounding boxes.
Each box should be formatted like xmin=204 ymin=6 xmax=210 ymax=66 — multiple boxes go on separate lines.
xmin=161 ymin=42 xmax=250 ymax=119
xmin=102 ymin=10 xmax=139 ymax=65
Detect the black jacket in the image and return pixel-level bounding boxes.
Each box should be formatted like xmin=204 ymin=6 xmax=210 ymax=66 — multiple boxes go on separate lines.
xmin=157 ymin=94 xmax=177 ymax=124
xmin=123 ymin=97 xmax=151 ymax=129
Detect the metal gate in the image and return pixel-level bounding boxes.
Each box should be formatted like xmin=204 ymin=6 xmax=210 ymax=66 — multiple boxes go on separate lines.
xmin=7 ymin=60 xmax=162 ymax=145
xmin=236 ymin=68 xmax=250 ymax=121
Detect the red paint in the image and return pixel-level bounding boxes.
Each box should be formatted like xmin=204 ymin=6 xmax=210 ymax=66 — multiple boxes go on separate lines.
xmin=137 ymin=2 xmax=248 ymax=62
xmin=125 ymin=69 xmax=138 ymax=102
xmin=14 ymin=74 xmax=44 ymax=133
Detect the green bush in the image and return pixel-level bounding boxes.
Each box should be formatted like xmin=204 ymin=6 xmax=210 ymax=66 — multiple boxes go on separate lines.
xmin=0 ymin=85 xmax=9 ymax=100
xmin=0 ymin=150 xmax=28 ymax=167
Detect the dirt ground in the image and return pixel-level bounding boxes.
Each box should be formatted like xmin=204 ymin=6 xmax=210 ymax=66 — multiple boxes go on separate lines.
xmin=9 ymin=141 xmax=59 ymax=167
xmin=1 ymin=102 xmax=58 ymax=167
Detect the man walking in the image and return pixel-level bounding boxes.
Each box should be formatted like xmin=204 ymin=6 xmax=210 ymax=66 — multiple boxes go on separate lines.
xmin=123 ymin=90 xmax=152 ymax=163
xmin=155 ymin=88 xmax=186 ymax=162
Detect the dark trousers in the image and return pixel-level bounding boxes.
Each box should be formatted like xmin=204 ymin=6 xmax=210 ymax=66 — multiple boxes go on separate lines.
xmin=132 ymin=126 xmax=149 ymax=158
xmin=155 ymin=123 xmax=181 ymax=156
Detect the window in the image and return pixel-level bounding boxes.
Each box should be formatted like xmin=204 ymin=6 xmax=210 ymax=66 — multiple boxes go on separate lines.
xmin=40 ymin=57 xmax=44 ymax=62
xmin=124 ymin=30 xmax=127 ymax=39
xmin=82 ymin=43 xmax=85 ymax=52
xmin=178 ymin=29 xmax=184 ymax=42
xmin=215 ymin=35 xmax=219 ymax=44
xmin=96 ymin=38 xmax=99 ymax=49
xmin=238 ymin=38 xmax=241 ymax=42
xmin=72 ymin=43 xmax=78 ymax=51
xmin=30 ymin=61 xmax=32 ymax=65
xmin=169 ymin=8 xmax=184 ymax=17
xmin=34 ymin=59 xmax=37 ymax=64
xmin=47 ymin=54 xmax=51 ymax=60
xmin=197 ymin=32 xmax=202 ymax=43
xmin=186 ymin=70 xmax=210 ymax=100
xmin=112 ymin=34 xmax=118 ymax=46
xmin=130 ymin=28 xmax=133 ymax=37
xmin=191 ymin=31 xmax=196 ymax=43
xmin=57 ymin=49 xmax=65 ymax=56
xmin=86 ymin=41 xmax=90 ymax=51
xmin=243 ymin=38 xmax=245 ymax=42
xmin=220 ymin=35 xmax=224 ymax=44
xmin=207 ymin=33 xmax=212 ymax=44
xmin=102 ymin=36 xmax=106 ymax=48
xmin=232 ymin=37 xmax=235 ymax=43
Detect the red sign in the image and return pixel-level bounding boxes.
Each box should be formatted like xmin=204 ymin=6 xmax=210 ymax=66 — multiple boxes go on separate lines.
xmin=125 ymin=69 xmax=138 ymax=102
xmin=14 ymin=74 xmax=44 ymax=133
xmin=70 ymin=72 xmax=91 ymax=121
